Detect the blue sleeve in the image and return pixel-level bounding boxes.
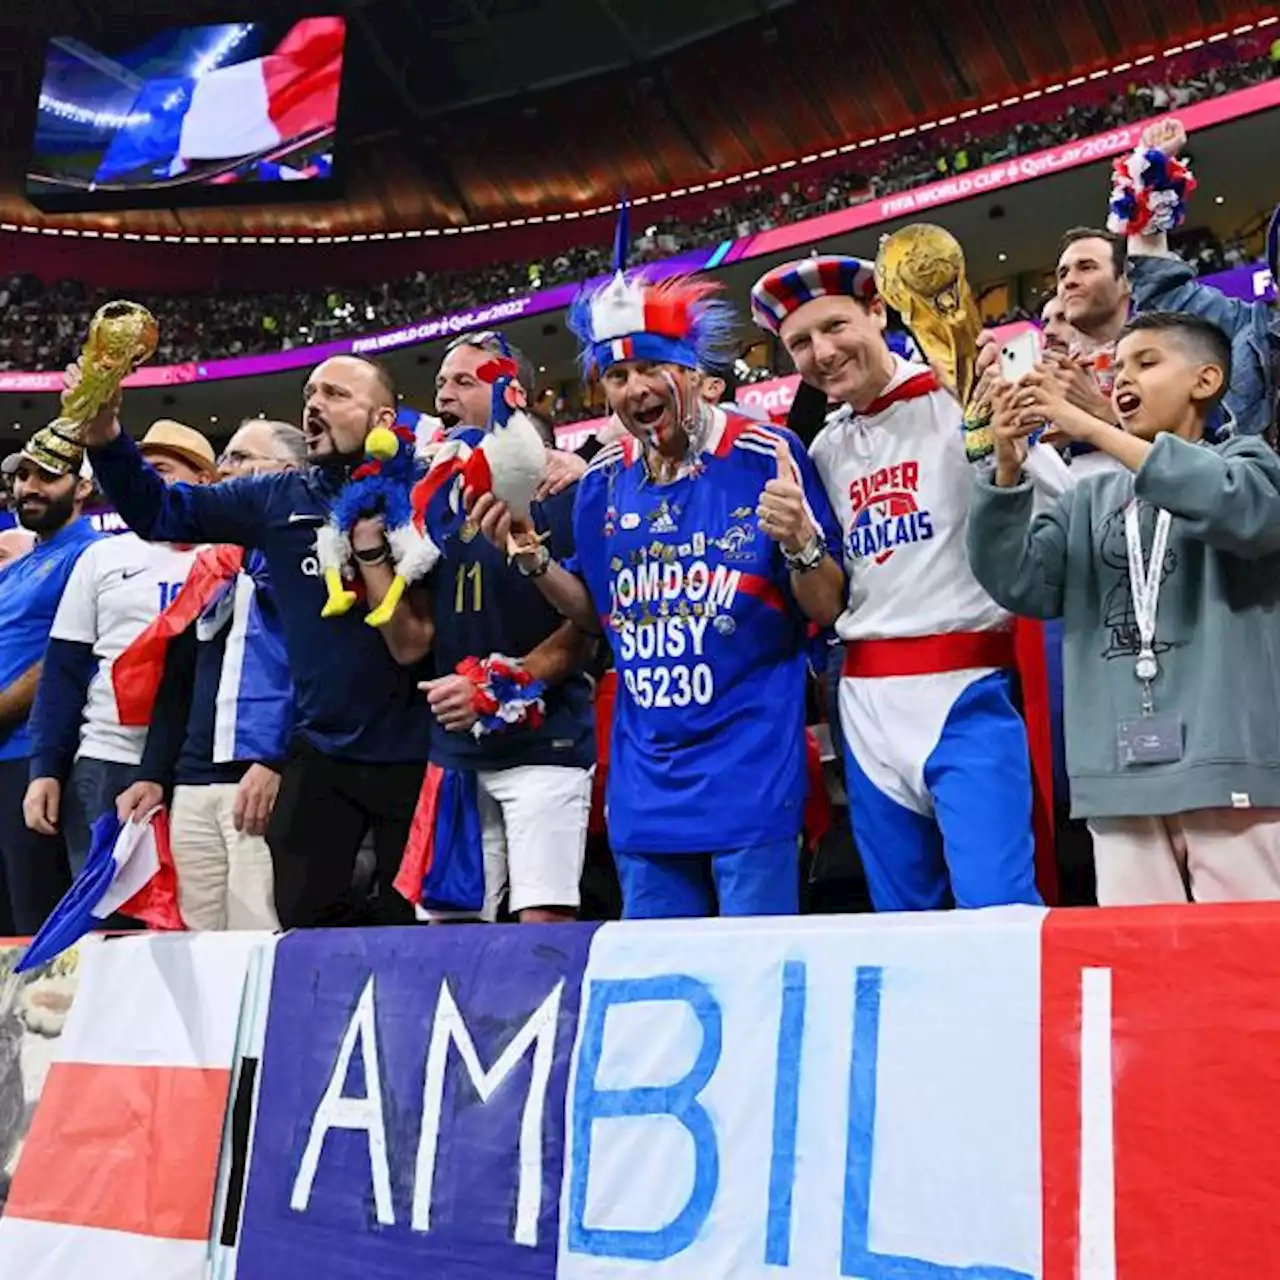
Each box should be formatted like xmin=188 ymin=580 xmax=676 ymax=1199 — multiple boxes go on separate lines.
xmin=1129 ymin=255 xmax=1266 ymax=340
xmin=90 ymin=430 xmax=273 ymax=547
xmin=562 ymin=474 xmax=598 ymax=579
xmin=534 ymin=486 xmax=578 ymax=563
xmin=29 ymin=639 xmax=95 ymax=782
xmin=138 ymin=629 xmax=196 ymax=791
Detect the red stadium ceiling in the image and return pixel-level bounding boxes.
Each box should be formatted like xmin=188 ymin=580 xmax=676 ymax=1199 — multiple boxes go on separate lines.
xmin=0 ymin=0 xmax=1273 ymax=240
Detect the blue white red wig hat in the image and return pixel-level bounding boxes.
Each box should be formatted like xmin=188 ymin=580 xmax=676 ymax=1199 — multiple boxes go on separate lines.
xmin=750 ymin=255 xmax=878 ymax=333
xmin=567 ymin=196 xmax=737 ymax=376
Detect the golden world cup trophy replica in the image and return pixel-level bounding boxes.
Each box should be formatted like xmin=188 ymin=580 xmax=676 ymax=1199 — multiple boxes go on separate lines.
xmin=47 ymin=300 xmax=159 ymax=448
xmin=874 ymin=223 xmax=992 ymax=460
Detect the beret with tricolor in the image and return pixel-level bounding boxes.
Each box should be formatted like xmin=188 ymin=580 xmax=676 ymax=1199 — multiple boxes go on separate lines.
xmin=750 ymin=255 xmax=877 ymax=333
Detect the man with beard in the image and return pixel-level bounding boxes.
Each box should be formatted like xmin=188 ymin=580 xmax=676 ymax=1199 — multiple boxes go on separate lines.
xmin=0 ymin=432 xmax=98 ymax=933
xmin=24 ymin=420 xmax=214 ymax=875
xmin=83 ymin=355 xmax=430 ymax=928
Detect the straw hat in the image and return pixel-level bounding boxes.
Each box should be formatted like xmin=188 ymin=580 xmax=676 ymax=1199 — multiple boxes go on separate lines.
xmin=138 ymin=420 xmax=217 ymax=476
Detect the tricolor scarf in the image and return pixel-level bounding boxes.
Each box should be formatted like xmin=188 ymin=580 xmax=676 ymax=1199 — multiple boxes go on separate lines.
xmin=112 ymin=545 xmax=293 ymax=764
xmin=394 ymin=764 xmax=486 ymax=916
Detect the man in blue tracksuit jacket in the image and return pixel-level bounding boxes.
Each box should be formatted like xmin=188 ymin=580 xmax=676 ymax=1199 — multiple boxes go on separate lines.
xmin=82 ymin=354 xmax=431 ymax=928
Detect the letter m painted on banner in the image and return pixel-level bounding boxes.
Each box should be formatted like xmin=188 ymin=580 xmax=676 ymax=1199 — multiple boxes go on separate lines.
xmin=413 ymin=978 xmax=565 ymax=1247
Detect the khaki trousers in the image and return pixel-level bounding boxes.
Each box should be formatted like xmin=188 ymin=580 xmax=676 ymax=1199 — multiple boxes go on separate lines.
xmin=170 ymin=783 xmax=280 ymax=930
xmin=1088 ymin=807 xmax=1280 ymax=905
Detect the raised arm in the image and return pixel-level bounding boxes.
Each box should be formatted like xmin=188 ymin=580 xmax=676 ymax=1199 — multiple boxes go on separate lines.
xmin=90 ymin=429 xmax=272 ymax=548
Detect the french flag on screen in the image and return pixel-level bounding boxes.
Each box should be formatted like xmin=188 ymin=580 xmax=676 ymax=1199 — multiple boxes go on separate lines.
xmin=16 ymin=810 xmax=184 ymax=972
xmin=96 ymin=18 xmax=345 ymax=183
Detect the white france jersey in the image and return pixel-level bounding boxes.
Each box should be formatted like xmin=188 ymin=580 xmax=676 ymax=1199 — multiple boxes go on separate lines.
xmin=50 ymin=533 xmax=198 ymax=766
xmin=810 ymin=357 xmax=1009 ymax=642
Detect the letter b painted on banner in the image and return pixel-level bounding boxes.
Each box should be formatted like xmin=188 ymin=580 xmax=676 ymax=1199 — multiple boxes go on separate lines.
xmin=568 ymin=975 xmax=722 ymax=1261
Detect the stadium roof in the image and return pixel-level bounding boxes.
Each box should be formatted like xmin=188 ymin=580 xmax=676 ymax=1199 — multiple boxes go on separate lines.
xmin=0 ymin=0 xmax=1272 ymax=237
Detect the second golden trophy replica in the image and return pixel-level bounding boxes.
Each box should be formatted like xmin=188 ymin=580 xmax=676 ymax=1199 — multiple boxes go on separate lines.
xmin=47 ymin=300 xmax=159 ymax=448
xmin=874 ymin=223 xmax=992 ymax=460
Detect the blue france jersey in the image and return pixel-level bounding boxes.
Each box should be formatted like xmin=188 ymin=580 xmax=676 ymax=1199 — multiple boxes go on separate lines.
xmin=566 ymin=411 xmax=842 ymax=855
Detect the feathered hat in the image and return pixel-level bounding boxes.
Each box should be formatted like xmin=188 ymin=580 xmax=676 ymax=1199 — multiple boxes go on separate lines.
xmin=750 ymin=255 xmax=878 ymax=334
xmin=567 ymin=198 xmax=736 ymax=376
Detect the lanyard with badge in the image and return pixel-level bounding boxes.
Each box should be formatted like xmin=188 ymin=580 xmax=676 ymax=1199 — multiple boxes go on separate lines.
xmin=1117 ymin=499 xmax=1183 ymax=766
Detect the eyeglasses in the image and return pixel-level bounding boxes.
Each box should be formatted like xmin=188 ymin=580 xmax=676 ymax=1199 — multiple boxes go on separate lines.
xmin=217 ymin=449 xmax=278 ymax=469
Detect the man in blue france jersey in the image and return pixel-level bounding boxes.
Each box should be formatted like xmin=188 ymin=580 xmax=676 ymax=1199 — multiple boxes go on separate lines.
xmin=472 ymin=269 xmax=845 ymax=919
xmin=76 ymin=354 xmax=431 ymax=928
xmin=351 ymin=333 xmax=594 ymax=923
xmin=0 ymin=430 xmax=99 ymax=933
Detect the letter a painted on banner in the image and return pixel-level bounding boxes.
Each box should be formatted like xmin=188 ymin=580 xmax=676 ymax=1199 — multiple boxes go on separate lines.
xmin=412 ymin=978 xmax=564 ymax=1246
xmin=568 ymin=974 xmax=722 ymax=1262
xmin=291 ymin=975 xmax=395 ymax=1226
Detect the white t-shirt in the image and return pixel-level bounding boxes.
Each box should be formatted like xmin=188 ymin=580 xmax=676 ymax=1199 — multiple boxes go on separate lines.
xmin=50 ymin=534 xmax=198 ymax=766
xmin=810 ymin=358 xmax=1009 ymax=642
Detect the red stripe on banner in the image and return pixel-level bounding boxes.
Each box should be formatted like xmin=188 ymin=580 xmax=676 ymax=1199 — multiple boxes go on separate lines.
xmin=1013 ymin=617 xmax=1058 ymax=905
xmin=6 ymin=1061 xmax=231 ymax=1240
xmin=1042 ymin=905 xmax=1280 ymax=1280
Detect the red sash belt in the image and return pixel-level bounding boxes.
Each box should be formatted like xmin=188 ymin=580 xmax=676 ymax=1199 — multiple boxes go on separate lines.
xmin=841 ymin=630 xmax=1016 ymax=679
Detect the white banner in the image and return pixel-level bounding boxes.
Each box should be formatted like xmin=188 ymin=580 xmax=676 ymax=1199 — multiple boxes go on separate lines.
xmin=558 ymin=909 xmax=1045 ymax=1280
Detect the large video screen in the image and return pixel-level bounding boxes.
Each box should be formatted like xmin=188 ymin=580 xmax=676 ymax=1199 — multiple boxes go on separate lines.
xmin=26 ymin=18 xmax=346 ymax=212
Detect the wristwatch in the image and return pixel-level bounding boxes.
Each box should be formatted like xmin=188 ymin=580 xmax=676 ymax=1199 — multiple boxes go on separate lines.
xmin=516 ymin=542 xmax=552 ymax=578
xmin=783 ymin=533 xmax=825 ymax=575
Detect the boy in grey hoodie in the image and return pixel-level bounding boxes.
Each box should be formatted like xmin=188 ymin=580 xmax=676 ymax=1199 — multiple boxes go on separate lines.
xmin=968 ymin=311 xmax=1280 ymax=905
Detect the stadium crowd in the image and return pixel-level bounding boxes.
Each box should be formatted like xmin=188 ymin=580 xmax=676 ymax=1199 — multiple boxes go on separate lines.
xmin=0 ymin=89 xmax=1278 ymax=941
xmin=0 ymin=36 xmax=1275 ymax=375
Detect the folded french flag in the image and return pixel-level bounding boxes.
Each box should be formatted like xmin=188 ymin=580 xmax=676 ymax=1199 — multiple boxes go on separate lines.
xmin=394 ymin=765 xmax=486 ymax=917
xmin=16 ymin=810 xmax=185 ymax=973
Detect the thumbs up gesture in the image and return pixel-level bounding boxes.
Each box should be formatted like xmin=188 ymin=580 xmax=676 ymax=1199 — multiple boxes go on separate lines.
xmin=757 ymin=436 xmax=814 ymax=555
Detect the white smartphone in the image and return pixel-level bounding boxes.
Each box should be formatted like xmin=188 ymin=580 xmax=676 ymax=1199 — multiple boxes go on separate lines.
xmin=999 ymin=327 xmax=1043 ymax=383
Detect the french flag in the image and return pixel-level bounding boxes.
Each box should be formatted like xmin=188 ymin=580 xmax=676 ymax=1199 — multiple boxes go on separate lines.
xmin=96 ymin=18 xmax=345 ymax=182
xmin=16 ymin=810 xmax=184 ymax=973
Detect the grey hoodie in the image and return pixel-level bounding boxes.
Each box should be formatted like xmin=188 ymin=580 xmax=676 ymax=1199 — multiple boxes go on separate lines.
xmin=968 ymin=433 xmax=1280 ymax=818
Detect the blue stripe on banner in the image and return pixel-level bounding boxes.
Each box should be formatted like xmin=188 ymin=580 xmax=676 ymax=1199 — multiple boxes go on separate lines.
xmin=704 ymin=239 xmax=734 ymax=270
xmin=235 ymin=924 xmax=599 ymax=1279
xmin=765 ymin=959 xmax=806 ymax=1267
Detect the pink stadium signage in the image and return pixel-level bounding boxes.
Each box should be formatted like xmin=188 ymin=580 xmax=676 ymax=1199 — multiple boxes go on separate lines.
xmin=1 ymin=78 xmax=1276 ymax=395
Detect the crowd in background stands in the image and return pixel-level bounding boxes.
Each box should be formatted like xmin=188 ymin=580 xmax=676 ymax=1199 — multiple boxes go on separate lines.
xmin=0 ymin=41 xmax=1275 ymax=378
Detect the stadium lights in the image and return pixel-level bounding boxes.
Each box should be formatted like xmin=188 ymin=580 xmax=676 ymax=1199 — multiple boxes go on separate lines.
xmin=16 ymin=16 xmax=1274 ymax=247
xmin=38 ymin=23 xmax=252 ymax=131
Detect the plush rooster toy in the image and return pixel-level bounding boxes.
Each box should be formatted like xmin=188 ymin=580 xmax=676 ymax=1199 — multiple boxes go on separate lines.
xmin=410 ymin=349 xmax=546 ymax=552
xmin=317 ymin=423 xmax=441 ymax=627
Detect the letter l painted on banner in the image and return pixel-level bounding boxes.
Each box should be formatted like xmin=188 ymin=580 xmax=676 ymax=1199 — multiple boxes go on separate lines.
xmin=841 ymin=967 xmax=1032 ymax=1280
